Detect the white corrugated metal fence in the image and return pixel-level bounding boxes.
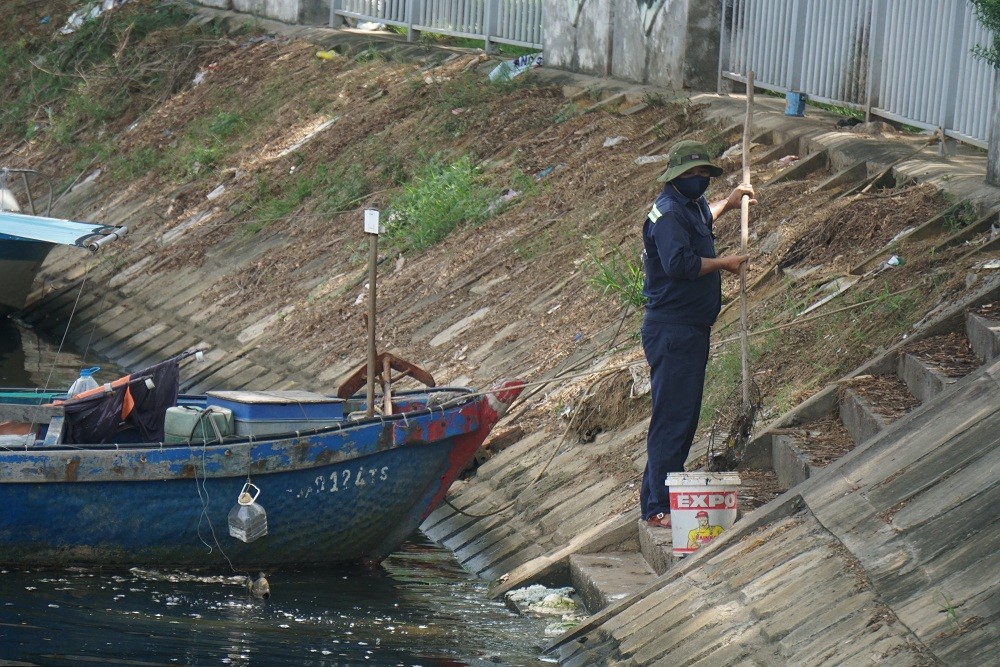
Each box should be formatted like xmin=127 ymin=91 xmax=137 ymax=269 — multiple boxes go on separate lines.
xmin=721 ymin=0 xmax=995 ymax=147
xmin=330 ymin=0 xmax=542 ymax=51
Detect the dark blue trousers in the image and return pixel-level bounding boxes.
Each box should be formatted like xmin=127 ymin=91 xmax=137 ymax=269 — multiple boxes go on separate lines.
xmin=640 ymin=320 xmax=710 ymax=519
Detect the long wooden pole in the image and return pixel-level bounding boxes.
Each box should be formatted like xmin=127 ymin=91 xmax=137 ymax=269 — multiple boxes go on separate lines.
xmin=740 ymin=71 xmax=755 ymax=408
xmin=366 ymin=230 xmax=378 ymax=417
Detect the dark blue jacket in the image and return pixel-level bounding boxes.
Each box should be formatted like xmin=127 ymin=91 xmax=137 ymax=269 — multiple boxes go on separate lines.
xmin=641 ymin=185 xmax=721 ymax=326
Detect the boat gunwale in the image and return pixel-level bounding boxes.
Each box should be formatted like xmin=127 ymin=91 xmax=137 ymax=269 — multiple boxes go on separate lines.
xmin=0 ymin=385 xmax=479 ymax=452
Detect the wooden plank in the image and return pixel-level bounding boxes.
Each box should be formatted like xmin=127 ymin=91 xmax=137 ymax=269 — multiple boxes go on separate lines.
xmin=0 ymin=404 xmax=64 ymax=424
xmin=487 ymin=511 xmax=637 ymax=599
xmin=42 ymin=415 xmax=64 ymax=447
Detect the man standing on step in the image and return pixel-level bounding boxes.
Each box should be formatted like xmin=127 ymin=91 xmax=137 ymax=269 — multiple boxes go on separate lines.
xmin=641 ymin=140 xmax=754 ymax=528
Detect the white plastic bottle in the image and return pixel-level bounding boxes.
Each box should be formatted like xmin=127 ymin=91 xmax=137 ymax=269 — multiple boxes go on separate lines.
xmin=67 ymin=366 xmax=100 ymax=398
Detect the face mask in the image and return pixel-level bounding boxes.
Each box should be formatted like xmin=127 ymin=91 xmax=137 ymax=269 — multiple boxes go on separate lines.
xmin=672 ymin=175 xmax=710 ymax=200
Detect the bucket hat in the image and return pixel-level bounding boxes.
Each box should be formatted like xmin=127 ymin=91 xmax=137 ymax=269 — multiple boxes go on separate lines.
xmin=657 ymin=140 xmax=724 ymax=182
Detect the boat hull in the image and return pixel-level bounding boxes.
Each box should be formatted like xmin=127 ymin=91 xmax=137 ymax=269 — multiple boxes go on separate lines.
xmin=0 ymin=386 xmax=519 ymax=568
xmin=0 ymin=238 xmax=53 ymax=314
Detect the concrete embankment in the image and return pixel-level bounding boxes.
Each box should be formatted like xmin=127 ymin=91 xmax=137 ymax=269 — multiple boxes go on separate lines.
xmin=16 ymin=11 xmax=1000 ymax=665
xmin=550 ymin=302 xmax=1000 ymax=664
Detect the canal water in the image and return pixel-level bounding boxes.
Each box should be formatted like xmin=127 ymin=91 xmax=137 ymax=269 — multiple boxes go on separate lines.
xmin=0 ymin=320 xmax=552 ymax=666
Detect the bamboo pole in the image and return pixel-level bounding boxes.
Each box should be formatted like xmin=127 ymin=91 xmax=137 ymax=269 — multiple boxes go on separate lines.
xmin=740 ymin=71 xmax=755 ymax=408
xmin=365 ymin=214 xmax=379 ymax=417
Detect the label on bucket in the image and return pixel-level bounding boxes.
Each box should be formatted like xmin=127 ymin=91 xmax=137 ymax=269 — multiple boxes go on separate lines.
xmin=670 ymin=491 xmax=738 ymax=511
xmin=666 ymin=473 xmax=740 ymax=556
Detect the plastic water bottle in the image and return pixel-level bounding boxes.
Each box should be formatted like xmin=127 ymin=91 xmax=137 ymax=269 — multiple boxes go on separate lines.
xmin=67 ymin=366 xmax=100 ymax=398
xmin=228 ymin=482 xmax=268 ymax=543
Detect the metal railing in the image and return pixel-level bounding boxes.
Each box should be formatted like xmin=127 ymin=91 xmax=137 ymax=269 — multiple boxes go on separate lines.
xmin=329 ymin=0 xmax=543 ymax=51
xmin=720 ymin=0 xmax=995 ymax=148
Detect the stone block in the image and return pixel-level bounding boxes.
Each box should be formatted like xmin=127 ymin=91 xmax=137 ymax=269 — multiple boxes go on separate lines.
xmin=637 ymin=520 xmax=674 ymax=575
xmin=839 ymin=387 xmax=888 ymax=446
xmin=771 ymin=434 xmax=812 ymax=488
xmin=569 ymin=552 xmax=656 ymax=612
xmin=966 ymin=312 xmax=1000 ymax=362
xmin=897 ymin=352 xmax=953 ymax=403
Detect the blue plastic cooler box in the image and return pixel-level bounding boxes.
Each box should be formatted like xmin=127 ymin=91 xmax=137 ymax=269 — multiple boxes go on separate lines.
xmin=205 ymin=390 xmax=345 ymax=437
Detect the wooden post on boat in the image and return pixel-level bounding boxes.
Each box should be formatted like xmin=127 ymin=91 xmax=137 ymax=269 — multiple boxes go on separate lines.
xmin=364 ymin=209 xmax=381 ymax=417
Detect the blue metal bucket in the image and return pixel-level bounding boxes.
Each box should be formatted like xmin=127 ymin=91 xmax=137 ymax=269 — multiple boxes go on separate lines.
xmin=785 ymin=91 xmax=806 ymax=116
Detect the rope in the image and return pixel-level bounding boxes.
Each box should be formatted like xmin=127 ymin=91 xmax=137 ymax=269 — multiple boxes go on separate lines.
xmin=41 ymin=263 xmax=91 ymax=393
xmin=192 ymin=439 xmax=239 ymax=574
xmin=439 ymin=281 xmax=921 ymax=517
xmin=443 ymin=378 xmax=601 ymax=519
xmin=81 ymin=286 xmax=111 ymax=364
xmin=432 ymin=284 xmax=923 ymax=408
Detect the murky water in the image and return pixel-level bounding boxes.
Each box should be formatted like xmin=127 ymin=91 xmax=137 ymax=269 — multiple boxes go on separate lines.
xmin=0 ymin=320 xmax=551 ymax=666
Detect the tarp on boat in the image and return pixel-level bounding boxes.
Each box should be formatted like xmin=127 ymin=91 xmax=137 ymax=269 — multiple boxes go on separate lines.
xmin=59 ymin=358 xmax=180 ymax=444
xmin=0 ymin=210 xmax=126 ymax=250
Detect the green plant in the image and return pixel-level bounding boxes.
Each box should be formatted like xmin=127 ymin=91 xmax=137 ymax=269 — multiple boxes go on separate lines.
xmin=643 ymin=91 xmax=670 ymax=107
xmin=971 ymin=0 xmax=1000 ymax=68
xmin=355 ymin=44 xmax=385 ymax=63
xmin=553 ymin=103 xmax=579 ymax=124
xmin=861 ymin=284 xmax=917 ymax=322
xmin=384 ymin=155 xmax=496 ymax=252
xmin=773 ymin=382 xmax=801 ymax=414
xmin=241 ymin=172 xmax=316 ymax=236
xmin=111 ymin=147 xmax=162 ymax=180
xmin=317 ymin=162 xmax=371 ymax=213
xmin=588 ymin=246 xmax=646 ymax=310
xmin=941 ymin=201 xmax=977 ymax=233
xmin=804 ymin=99 xmax=865 ymax=122
xmin=513 ymin=229 xmax=553 ymax=262
xmin=936 ymin=591 xmax=961 ymax=632
xmin=208 ymin=111 xmax=246 ymax=138
xmin=1 ymin=2 xmax=199 ymax=141
xmin=503 ymin=168 xmax=539 ymax=201
xmin=701 ymin=346 xmax=744 ymax=425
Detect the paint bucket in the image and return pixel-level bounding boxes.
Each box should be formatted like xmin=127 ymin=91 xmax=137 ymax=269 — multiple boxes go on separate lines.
xmin=665 ymin=472 xmax=741 ymax=556
xmin=785 ymin=91 xmax=806 ymax=116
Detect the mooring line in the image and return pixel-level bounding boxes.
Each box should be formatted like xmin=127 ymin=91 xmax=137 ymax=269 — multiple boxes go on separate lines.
xmin=437 ymin=284 xmax=923 ymax=407
xmin=41 ymin=265 xmax=91 ymax=393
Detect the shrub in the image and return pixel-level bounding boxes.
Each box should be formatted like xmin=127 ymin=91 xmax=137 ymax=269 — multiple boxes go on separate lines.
xmin=384 ymin=156 xmax=495 ymax=252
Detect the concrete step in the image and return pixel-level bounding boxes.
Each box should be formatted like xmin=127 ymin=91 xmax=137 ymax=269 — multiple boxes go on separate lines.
xmin=569 ymin=551 xmax=657 ymax=613
xmin=966 ymin=308 xmax=1000 ymax=363
xmin=839 ymin=374 xmax=920 ymax=447
xmin=897 ymin=333 xmax=980 ymax=403
xmin=637 ymin=520 xmax=675 ymax=575
xmin=898 ymin=353 xmax=959 ymax=404
xmin=737 ymin=469 xmax=786 ymax=514
xmin=770 ymin=417 xmax=854 ymax=488
xmin=771 ymin=433 xmax=812 ymax=488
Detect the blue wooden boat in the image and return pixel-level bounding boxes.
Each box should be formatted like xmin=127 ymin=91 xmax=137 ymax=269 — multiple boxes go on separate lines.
xmin=0 ymin=359 xmax=523 ymax=568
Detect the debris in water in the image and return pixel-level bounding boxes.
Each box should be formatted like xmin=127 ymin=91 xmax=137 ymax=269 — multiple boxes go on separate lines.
xmin=249 ymin=572 xmax=270 ymax=600
xmin=504 ymin=585 xmax=585 ymax=637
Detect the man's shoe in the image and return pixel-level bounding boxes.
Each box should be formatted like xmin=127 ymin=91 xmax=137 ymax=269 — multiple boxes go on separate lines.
xmin=646 ymin=512 xmax=671 ymax=528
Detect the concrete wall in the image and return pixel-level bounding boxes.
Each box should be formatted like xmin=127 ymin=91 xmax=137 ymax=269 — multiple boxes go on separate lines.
xmin=231 ymin=0 xmax=303 ymax=24
xmin=543 ymin=0 xmax=719 ymax=90
xmin=192 ymin=0 xmax=721 ymax=90
xmin=543 ymin=0 xmax=612 ymax=76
